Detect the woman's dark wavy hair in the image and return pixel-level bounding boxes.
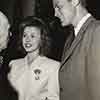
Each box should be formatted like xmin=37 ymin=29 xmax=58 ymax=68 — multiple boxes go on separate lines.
xmin=18 ymin=16 xmax=51 ymax=56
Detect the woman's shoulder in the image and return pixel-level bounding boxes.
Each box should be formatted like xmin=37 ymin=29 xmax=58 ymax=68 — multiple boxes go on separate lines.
xmin=9 ymin=58 xmax=25 ymax=67
xmin=9 ymin=58 xmax=26 ymax=74
xmin=40 ymin=56 xmax=60 ymax=69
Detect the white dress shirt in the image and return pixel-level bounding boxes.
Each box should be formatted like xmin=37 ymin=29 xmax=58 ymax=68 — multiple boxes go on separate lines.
xmin=74 ymin=13 xmax=91 ymax=36
xmin=8 ymin=56 xmax=60 ymax=100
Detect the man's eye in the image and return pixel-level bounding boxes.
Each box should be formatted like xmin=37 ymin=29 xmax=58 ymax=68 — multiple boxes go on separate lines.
xmin=23 ymin=34 xmax=26 ymax=37
xmin=56 ymin=6 xmax=60 ymax=9
xmin=56 ymin=4 xmax=63 ymax=9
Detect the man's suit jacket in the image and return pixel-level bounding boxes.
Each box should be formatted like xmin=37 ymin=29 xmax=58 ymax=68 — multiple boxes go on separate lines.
xmin=0 ymin=49 xmax=18 ymax=100
xmin=59 ymin=16 xmax=100 ymax=100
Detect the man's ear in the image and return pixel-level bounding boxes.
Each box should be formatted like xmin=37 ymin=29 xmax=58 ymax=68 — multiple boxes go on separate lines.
xmin=71 ymin=0 xmax=80 ymax=7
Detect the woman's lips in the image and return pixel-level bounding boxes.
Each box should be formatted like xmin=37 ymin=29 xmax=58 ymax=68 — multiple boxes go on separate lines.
xmin=25 ymin=43 xmax=32 ymax=48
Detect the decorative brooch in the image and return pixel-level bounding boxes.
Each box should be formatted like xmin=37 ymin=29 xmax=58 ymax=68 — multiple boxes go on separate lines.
xmin=34 ymin=69 xmax=41 ymax=80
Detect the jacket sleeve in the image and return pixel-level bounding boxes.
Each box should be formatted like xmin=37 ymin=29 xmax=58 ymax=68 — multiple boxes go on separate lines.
xmin=47 ymin=62 xmax=60 ymax=100
xmin=87 ymin=25 xmax=100 ymax=100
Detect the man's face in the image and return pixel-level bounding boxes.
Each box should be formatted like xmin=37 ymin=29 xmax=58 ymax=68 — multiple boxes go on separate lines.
xmin=53 ymin=0 xmax=76 ymax=26
xmin=0 ymin=19 xmax=10 ymax=51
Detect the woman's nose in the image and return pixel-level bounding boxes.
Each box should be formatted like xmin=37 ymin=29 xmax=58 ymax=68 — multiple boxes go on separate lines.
xmin=25 ymin=36 xmax=31 ymax=42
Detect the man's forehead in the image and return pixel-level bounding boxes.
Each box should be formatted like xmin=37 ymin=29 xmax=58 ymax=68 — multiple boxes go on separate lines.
xmin=0 ymin=11 xmax=10 ymax=27
xmin=53 ymin=0 xmax=66 ymax=7
xmin=0 ymin=12 xmax=10 ymax=35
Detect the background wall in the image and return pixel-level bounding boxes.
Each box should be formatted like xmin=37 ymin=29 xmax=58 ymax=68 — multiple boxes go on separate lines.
xmin=0 ymin=0 xmax=100 ymax=61
xmin=0 ymin=0 xmax=100 ymax=23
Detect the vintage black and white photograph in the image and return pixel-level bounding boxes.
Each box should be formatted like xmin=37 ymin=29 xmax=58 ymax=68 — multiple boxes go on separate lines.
xmin=0 ymin=0 xmax=100 ymax=100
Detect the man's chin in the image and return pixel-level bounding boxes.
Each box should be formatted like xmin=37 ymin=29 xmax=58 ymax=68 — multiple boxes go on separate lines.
xmin=0 ymin=45 xmax=7 ymax=51
xmin=61 ymin=22 xmax=67 ymax=27
xmin=61 ymin=21 xmax=71 ymax=27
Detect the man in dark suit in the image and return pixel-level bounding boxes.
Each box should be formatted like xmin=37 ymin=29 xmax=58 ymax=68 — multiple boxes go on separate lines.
xmin=53 ymin=0 xmax=100 ymax=100
xmin=0 ymin=11 xmax=17 ymax=100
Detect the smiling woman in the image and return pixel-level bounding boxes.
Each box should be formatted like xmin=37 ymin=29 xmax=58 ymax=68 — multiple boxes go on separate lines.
xmin=8 ymin=16 xmax=60 ymax=100
xmin=17 ymin=16 xmax=51 ymax=56
xmin=22 ymin=26 xmax=41 ymax=53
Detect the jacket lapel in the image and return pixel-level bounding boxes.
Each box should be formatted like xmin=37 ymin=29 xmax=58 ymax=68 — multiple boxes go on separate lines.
xmin=61 ymin=27 xmax=75 ymax=62
xmin=61 ymin=16 xmax=95 ymax=68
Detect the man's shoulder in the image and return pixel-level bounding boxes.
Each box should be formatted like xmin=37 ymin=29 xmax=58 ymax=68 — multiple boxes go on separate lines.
xmin=89 ymin=16 xmax=100 ymax=27
xmin=85 ymin=16 xmax=100 ymax=33
xmin=89 ymin=17 xmax=100 ymax=32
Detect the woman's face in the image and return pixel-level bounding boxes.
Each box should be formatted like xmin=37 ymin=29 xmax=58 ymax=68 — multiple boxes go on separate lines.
xmin=22 ymin=26 xmax=41 ymax=53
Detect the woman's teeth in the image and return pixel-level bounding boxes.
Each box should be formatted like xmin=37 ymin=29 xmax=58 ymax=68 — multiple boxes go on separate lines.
xmin=25 ymin=43 xmax=32 ymax=47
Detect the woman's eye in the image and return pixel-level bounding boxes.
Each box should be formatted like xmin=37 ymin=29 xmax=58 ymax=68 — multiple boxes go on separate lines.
xmin=31 ymin=35 xmax=34 ymax=38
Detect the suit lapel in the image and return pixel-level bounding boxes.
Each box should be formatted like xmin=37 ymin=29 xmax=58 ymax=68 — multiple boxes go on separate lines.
xmin=61 ymin=27 xmax=75 ymax=61
xmin=61 ymin=16 xmax=94 ymax=68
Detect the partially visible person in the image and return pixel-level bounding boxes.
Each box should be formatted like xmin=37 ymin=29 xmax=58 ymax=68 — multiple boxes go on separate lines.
xmin=8 ymin=16 xmax=60 ymax=100
xmin=0 ymin=11 xmax=10 ymax=52
xmin=53 ymin=0 xmax=100 ymax=100
xmin=48 ymin=16 xmax=74 ymax=61
xmin=0 ymin=11 xmax=17 ymax=100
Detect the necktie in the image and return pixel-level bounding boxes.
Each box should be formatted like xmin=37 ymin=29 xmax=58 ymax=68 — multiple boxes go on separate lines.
xmin=61 ymin=25 xmax=75 ymax=61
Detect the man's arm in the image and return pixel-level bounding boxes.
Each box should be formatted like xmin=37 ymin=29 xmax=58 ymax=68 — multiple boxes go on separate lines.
xmin=87 ymin=25 xmax=100 ymax=100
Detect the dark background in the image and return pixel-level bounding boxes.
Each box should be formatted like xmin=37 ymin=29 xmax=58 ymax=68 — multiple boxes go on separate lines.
xmin=0 ymin=0 xmax=100 ymax=23
xmin=0 ymin=0 xmax=100 ymax=61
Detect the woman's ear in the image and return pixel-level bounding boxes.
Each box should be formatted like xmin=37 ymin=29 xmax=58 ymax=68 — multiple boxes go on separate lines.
xmin=71 ymin=0 xmax=80 ymax=7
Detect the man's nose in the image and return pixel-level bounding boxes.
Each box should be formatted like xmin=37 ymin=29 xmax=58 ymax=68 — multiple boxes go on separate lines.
xmin=55 ymin=7 xmax=61 ymax=17
xmin=55 ymin=7 xmax=59 ymax=17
